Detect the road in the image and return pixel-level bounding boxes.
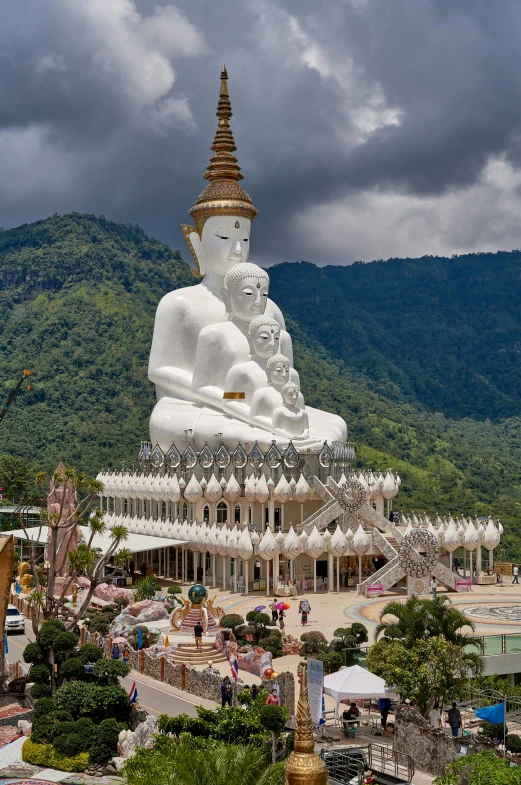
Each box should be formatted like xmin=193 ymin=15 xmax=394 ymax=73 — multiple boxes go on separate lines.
xmin=5 ymin=622 xmax=211 ymax=718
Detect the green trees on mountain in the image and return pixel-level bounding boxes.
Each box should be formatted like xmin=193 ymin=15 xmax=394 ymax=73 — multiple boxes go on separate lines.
xmin=1 ymin=213 xmax=521 ymax=555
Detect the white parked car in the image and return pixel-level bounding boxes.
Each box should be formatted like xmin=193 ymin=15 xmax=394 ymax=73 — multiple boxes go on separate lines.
xmin=5 ymin=604 xmax=25 ymax=633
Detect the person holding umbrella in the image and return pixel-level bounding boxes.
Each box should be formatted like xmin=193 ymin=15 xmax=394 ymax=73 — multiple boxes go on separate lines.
xmin=278 ymin=608 xmax=286 ymax=631
xmin=270 ymin=598 xmax=279 ymax=623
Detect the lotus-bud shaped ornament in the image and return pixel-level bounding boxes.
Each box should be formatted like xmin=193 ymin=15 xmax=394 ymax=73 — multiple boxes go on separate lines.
xmin=352 ymin=524 xmax=370 ymax=555
xmin=167 ymin=474 xmax=181 ymax=502
xmin=216 ymin=525 xmax=229 ymax=556
xmin=441 ymin=520 xmax=460 ymax=552
xmin=281 ymin=526 xmax=302 ymax=559
xmin=205 ymin=474 xmax=222 ymax=502
xmin=299 ymin=529 xmax=309 ymax=550
xmin=273 ymin=475 xmax=292 ymax=503
xmin=381 ymin=470 xmax=397 ymax=500
xmin=244 ymin=474 xmax=257 ymax=502
xmin=226 ymin=525 xmax=239 ymax=558
xmin=206 ymin=523 xmax=219 ymax=555
xmin=329 ymin=525 xmax=348 ymax=556
xmin=250 ymin=530 xmax=260 ymax=548
xmin=294 ymin=473 xmax=311 ymax=503
xmin=306 ymin=526 xmax=325 ymax=558
xmin=497 ymin=521 xmax=504 ymax=535
xmin=184 ymin=474 xmax=202 ymax=503
xmin=321 ymin=530 xmax=332 ymax=550
xmin=224 ymin=473 xmax=242 ymax=502
xmin=258 ymin=527 xmax=278 ymax=560
xmin=483 ymin=520 xmax=500 ymax=551
xmin=462 ymin=520 xmax=480 ymax=552
xmin=198 ymin=522 xmax=209 ymax=553
xmin=237 ymin=527 xmax=253 ymax=560
xmin=255 ymin=474 xmax=270 ymax=503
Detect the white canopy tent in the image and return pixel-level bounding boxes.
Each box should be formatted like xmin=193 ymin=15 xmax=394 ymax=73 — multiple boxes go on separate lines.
xmin=6 ymin=527 xmax=187 ymax=554
xmin=323 ymin=665 xmax=396 ymax=717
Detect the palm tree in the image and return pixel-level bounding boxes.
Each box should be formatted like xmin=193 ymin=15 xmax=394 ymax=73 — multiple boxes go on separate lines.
xmin=374 ymin=595 xmax=428 ymax=646
xmin=133 ymin=575 xmax=161 ymax=601
xmin=123 ymin=737 xmax=284 ymax=785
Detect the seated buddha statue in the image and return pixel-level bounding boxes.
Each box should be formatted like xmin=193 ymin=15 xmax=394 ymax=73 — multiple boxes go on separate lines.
xmin=148 ymin=66 xmax=347 ymax=452
xmin=273 ymin=381 xmax=309 ymax=438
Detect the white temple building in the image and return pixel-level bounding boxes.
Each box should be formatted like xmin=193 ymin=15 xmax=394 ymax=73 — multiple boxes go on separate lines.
xmin=96 ymin=68 xmax=502 ymax=597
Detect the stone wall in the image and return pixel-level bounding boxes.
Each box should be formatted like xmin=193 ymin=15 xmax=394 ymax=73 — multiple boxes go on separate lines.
xmin=85 ymin=631 xmax=295 ymax=711
xmin=394 ymin=705 xmax=494 ymax=776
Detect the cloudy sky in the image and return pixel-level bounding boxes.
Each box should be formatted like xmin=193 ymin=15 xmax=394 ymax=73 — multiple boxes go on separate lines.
xmin=1 ymin=0 xmax=521 ymax=266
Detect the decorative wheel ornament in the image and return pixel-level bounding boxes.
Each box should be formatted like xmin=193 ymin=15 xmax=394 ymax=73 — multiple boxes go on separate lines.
xmin=414 ymin=579 xmax=426 ymax=594
xmin=398 ymin=530 xmax=439 ymax=578
xmin=337 ymin=477 xmax=366 ymax=512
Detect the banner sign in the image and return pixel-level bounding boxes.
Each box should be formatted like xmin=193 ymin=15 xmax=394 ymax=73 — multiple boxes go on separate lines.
xmin=307 ymin=658 xmax=324 ymax=726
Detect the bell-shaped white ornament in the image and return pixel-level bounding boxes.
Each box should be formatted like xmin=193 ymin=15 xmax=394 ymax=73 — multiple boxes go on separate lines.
xmin=306 ymin=526 xmax=325 ymax=558
xmin=237 ymin=527 xmax=253 ymax=560
xmin=258 ymin=527 xmax=279 ymax=560
xmin=281 ymin=526 xmax=303 ymax=559
xmin=352 ymin=524 xmax=370 ymax=556
xmin=224 ymin=473 xmax=242 ymax=503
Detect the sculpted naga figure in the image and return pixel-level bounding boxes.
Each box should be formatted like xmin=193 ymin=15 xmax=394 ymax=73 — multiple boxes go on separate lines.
xmin=148 ymin=66 xmax=347 ymax=452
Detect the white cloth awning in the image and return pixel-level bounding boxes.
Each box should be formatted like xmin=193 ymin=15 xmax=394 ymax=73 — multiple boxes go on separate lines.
xmin=323 ymin=665 xmax=396 ymax=714
xmin=6 ymin=526 xmax=187 ymax=555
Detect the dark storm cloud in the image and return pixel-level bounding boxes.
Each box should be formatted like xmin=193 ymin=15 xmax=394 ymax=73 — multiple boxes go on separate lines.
xmin=1 ymin=0 xmax=521 ymax=264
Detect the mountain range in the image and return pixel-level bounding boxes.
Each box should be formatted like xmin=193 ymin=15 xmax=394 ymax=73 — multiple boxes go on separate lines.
xmin=0 ymin=213 xmax=520 ymax=556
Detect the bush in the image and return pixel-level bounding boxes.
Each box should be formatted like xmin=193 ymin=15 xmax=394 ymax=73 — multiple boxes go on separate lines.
xmin=77 ymin=644 xmax=104 ymax=665
xmin=158 ymin=713 xmax=188 ymax=735
xmin=24 ymin=641 xmax=44 ymax=664
xmin=114 ymin=595 xmax=130 ymax=608
xmin=286 ymin=730 xmax=295 ymax=752
xmin=167 ymin=585 xmax=182 ymax=594
xmin=60 ymin=658 xmax=85 ymax=680
xmin=33 ymin=697 xmax=55 ymax=719
xmin=89 ymin=717 xmax=125 ymax=763
xmin=31 ymin=683 xmax=51 ymax=699
xmin=29 ymin=663 xmax=51 ymax=684
xmin=53 ymin=681 xmax=129 ymax=723
xmin=350 ymin=623 xmax=369 ymax=645
xmin=22 ymin=738 xmax=50 ymax=766
xmin=260 ymin=705 xmax=287 ymax=733
xmin=506 ymin=734 xmax=521 ymax=753
xmin=317 ymin=652 xmax=343 ymax=674
xmin=480 ymin=721 xmax=508 ymax=740
xmin=300 ymin=631 xmax=328 ymax=657
xmin=92 ymin=657 xmax=130 ymax=683
xmin=133 ymin=576 xmax=161 ymax=601
xmin=52 ymin=721 xmax=76 ymax=740
xmin=84 ymin=614 xmax=110 ymax=635
xmin=31 ymin=717 xmax=55 ymax=744
xmin=182 ymin=717 xmax=211 ymax=737
xmin=54 ymin=733 xmax=86 ymax=756
xmin=75 ymin=717 xmax=95 ymax=739
xmin=220 ymin=613 xmax=245 ymax=631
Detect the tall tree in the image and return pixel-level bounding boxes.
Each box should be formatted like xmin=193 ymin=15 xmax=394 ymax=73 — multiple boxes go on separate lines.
xmin=20 ymin=465 xmax=130 ymax=633
xmin=0 ymin=454 xmax=32 ymax=502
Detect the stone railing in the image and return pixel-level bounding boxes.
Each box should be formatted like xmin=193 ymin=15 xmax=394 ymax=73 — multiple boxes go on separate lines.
xmin=85 ymin=631 xmax=295 ymax=714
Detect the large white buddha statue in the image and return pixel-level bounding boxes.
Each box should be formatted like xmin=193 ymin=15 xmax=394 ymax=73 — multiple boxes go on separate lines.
xmin=148 ymin=66 xmax=347 ymax=452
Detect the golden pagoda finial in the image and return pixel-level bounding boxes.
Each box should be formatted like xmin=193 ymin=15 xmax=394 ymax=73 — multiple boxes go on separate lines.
xmin=284 ymin=663 xmax=328 ymax=785
xmin=185 ymin=66 xmax=257 ymax=241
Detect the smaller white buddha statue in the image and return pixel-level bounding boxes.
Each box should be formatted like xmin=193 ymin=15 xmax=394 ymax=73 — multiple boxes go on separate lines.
xmin=249 ymin=353 xmax=304 ymax=429
xmin=272 ymin=381 xmax=309 ymax=438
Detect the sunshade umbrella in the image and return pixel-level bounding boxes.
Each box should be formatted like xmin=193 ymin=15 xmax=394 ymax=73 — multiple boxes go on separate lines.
xmin=254 ymin=605 xmax=266 ymax=611
xmin=277 ymin=602 xmax=291 ymax=610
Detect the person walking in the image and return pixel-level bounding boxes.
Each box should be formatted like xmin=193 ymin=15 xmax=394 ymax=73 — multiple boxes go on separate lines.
xmin=377 ymin=697 xmax=392 ymax=730
xmin=111 ymin=642 xmax=120 ymax=660
xmin=252 ymin=684 xmax=259 ymax=701
xmin=129 ymin=560 xmax=135 ymax=582
xmin=194 ymin=621 xmax=204 ymax=650
xmin=122 ymin=646 xmax=130 ymax=665
xmin=299 ymin=598 xmax=310 ymax=626
xmin=278 ymin=609 xmax=285 ymax=631
xmin=98 ymin=633 xmax=105 ymax=650
xmin=141 ymin=561 xmax=147 ymax=579
xmin=431 ymin=576 xmax=438 ymax=599
xmin=220 ymin=676 xmax=233 ymax=707
xmin=513 ymin=565 xmax=519 ymax=584
xmin=265 ymin=688 xmax=279 ymax=706
xmin=429 ymin=703 xmax=442 ymax=729
xmin=447 ymin=702 xmax=461 ymax=737
xmin=271 ymin=599 xmax=279 ymax=623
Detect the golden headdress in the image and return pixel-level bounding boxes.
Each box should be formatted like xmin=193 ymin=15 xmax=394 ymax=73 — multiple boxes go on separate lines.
xmin=181 ymin=66 xmax=258 ymax=270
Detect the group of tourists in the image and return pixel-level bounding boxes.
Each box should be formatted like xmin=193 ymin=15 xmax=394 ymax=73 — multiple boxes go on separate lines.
xmin=269 ymin=598 xmax=311 ymax=628
xmin=111 ymin=642 xmax=130 ymax=664
xmin=220 ymin=678 xmax=279 ymax=708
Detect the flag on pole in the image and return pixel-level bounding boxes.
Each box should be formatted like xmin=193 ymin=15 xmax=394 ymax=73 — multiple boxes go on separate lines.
xmin=231 ymin=657 xmax=239 ymax=682
xmin=15 ymin=581 xmax=21 ymax=595
xmin=128 ymin=681 xmax=138 ymax=705
xmin=137 ymin=626 xmax=143 ymax=650
xmin=476 ymin=702 xmax=506 ymax=724
xmin=3 ymin=633 xmax=8 ymax=654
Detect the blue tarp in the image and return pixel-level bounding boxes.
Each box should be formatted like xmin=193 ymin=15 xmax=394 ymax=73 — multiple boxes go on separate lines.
xmin=475 ymin=702 xmax=506 ymax=724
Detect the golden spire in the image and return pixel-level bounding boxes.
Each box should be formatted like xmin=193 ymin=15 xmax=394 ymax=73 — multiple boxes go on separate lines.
xmin=186 ymin=66 xmax=257 ymax=237
xmin=284 ymin=663 xmax=328 ymax=785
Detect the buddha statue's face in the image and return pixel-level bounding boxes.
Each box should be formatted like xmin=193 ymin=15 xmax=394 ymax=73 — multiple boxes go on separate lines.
xmin=268 ymin=358 xmax=290 ymax=388
xmin=282 ymin=382 xmax=300 ymax=407
xmin=193 ymin=216 xmax=251 ymax=277
xmin=251 ymin=323 xmax=281 ymax=359
xmin=229 ymin=275 xmax=269 ymax=323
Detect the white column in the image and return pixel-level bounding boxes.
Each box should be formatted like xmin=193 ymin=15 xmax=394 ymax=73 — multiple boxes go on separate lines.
xmin=233 ymin=559 xmax=237 ymax=593
xmin=202 ymin=553 xmax=206 ymax=586
xmin=244 ymin=559 xmax=249 ymax=595
xmin=476 ymin=544 xmax=482 ymax=578
xmin=175 ymin=548 xmax=178 ymax=581
xmin=489 ymin=549 xmax=494 ymax=572
xmin=328 ymin=552 xmax=333 ymax=593
xmin=213 ymin=554 xmax=216 ymax=589
xmin=223 ymin=554 xmax=227 ymax=591
xmin=313 ymin=558 xmax=317 ymax=593
xmin=281 ymin=504 xmax=285 ymax=531
xmin=358 ymin=556 xmax=362 ymax=586
xmin=274 ymin=552 xmax=280 ymax=592
xmin=158 ymin=549 xmax=162 ymax=577
xmin=470 ymin=551 xmax=473 ymax=582
xmin=336 ymin=557 xmax=340 ymax=593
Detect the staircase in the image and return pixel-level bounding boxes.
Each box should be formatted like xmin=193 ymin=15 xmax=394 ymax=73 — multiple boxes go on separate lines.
xmin=168 ymin=641 xmax=228 ymax=665
xmin=180 ymin=608 xmax=220 ymax=634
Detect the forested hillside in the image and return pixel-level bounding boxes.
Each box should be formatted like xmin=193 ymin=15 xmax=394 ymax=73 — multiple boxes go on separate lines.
xmin=0 ymin=214 xmax=520 ymax=556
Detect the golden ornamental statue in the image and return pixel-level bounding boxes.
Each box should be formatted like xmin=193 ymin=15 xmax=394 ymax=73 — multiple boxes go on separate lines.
xmin=284 ymin=662 xmax=328 ymax=785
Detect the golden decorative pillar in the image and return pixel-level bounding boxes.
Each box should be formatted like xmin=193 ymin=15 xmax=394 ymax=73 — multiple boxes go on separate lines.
xmin=0 ymin=535 xmax=15 ymax=677
xmin=284 ymin=662 xmax=328 ymax=785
